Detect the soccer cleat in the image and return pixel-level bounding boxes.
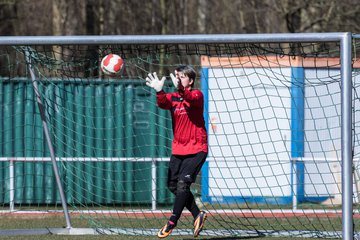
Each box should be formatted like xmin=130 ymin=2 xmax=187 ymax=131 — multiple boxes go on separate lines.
xmin=193 ymin=211 xmax=207 ymax=237
xmin=157 ymin=221 xmax=176 ymax=238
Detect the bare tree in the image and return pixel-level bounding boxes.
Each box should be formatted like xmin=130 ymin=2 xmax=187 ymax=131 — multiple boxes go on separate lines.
xmin=2 ymin=0 xmax=360 ymax=36
xmin=0 ymin=0 xmax=17 ymax=35
xmin=197 ymin=0 xmax=207 ymax=33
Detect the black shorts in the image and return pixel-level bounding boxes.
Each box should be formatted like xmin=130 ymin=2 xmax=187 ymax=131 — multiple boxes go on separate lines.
xmin=167 ymin=151 xmax=207 ymax=185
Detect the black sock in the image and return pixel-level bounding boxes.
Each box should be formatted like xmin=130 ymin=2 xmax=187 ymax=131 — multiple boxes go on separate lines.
xmin=169 ymin=214 xmax=177 ymax=225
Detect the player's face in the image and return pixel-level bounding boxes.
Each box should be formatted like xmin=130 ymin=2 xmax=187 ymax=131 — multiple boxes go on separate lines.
xmin=175 ymin=70 xmax=193 ymax=88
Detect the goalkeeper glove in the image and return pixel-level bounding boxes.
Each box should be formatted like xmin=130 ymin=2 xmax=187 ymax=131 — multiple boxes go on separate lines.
xmin=146 ymin=72 xmax=166 ymax=92
xmin=170 ymin=72 xmax=178 ymax=88
xmin=170 ymin=71 xmax=184 ymax=92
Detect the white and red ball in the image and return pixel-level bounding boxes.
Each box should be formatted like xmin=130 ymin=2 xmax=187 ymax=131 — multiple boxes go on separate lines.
xmin=100 ymin=54 xmax=124 ymax=75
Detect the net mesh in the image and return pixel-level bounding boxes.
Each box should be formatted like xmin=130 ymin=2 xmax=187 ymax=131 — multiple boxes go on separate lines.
xmin=0 ymin=39 xmax=359 ymax=238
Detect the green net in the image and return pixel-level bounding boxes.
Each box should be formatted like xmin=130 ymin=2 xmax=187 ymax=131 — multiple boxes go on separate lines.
xmin=0 ymin=38 xmax=358 ymax=238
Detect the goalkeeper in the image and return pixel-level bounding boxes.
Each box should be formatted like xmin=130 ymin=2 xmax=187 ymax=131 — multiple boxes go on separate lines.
xmin=145 ymin=65 xmax=208 ymax=238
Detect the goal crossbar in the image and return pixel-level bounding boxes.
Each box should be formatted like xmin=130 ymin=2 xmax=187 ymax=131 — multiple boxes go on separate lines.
xmin=0 ymin=32 xmax=349 ymax=45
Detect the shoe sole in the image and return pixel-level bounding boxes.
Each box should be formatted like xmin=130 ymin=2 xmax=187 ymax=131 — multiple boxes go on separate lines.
xmin=157 ymin=225 xmax=173 ymax=238
xmin=193 ymin=213 xmax=207 ymax=237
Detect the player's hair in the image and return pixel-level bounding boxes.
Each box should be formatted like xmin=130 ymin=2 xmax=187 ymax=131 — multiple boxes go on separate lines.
xmin=175 ymin=65 xmax=196 ymax=87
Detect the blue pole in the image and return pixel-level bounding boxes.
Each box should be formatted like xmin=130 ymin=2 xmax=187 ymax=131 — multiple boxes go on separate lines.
xmin=201 ymin=67 xmax=210 ymax=203
xmin=291 ymin=66 xmax=305 ymax=203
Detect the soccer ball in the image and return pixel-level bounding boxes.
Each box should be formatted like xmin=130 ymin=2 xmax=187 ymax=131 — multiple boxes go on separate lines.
xmin=100 ymin=54 xmax=124 ymax=75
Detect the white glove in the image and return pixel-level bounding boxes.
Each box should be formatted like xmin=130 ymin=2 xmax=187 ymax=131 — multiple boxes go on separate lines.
xmin=145 ymin=72 xmax=166 ymax=92
xmin=170 ymin=72 xmax=178 ymax=88
xmin=170 ymin=71 xmax=184 ymax=92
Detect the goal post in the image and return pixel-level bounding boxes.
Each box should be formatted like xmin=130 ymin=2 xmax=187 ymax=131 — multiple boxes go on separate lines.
xmin=25 ymin=49 xmax=72 ymax=229
xmin=0 ymin=33 xmax=357 ymax=239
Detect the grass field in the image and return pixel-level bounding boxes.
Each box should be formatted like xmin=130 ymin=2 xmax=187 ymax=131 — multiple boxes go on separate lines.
xmin=0 ymin=234 xmax=335 ymax=240
xmin=0 ymin=213 xmax=343 ymax=240
xmin=0 ymin=236 xmax=320 ymax=240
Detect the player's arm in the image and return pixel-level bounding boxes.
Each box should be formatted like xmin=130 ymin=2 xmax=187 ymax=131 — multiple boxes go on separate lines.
xmin=145 ymin=72 xmax=172 ymax=109
xmin=156 ymin=91 xmax=172 ymax=110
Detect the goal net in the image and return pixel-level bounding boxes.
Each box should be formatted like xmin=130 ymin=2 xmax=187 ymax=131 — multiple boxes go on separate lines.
xmin=0 ymin=35 xmax=358 ymax=238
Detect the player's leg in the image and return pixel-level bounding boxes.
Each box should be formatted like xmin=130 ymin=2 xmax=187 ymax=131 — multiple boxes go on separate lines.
xmin=170 ymin=152 xmax=207 ymax=222
xmin=158 ymin=155 xmax=181 ymax=238
xmin=170 ymin=179 xmax=192 ymax=221
xmin=174 ymin=182 xmax=206 ymax=237
xmin=159 ymin=178 xmax=193 ymax=238
xmin=158 ymin=152 xmax=207 ymax=238
xmin=185 ymin=189 xmax=200 ymax=218
xmin=179 ymin=151 xmax=208 ymax=237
